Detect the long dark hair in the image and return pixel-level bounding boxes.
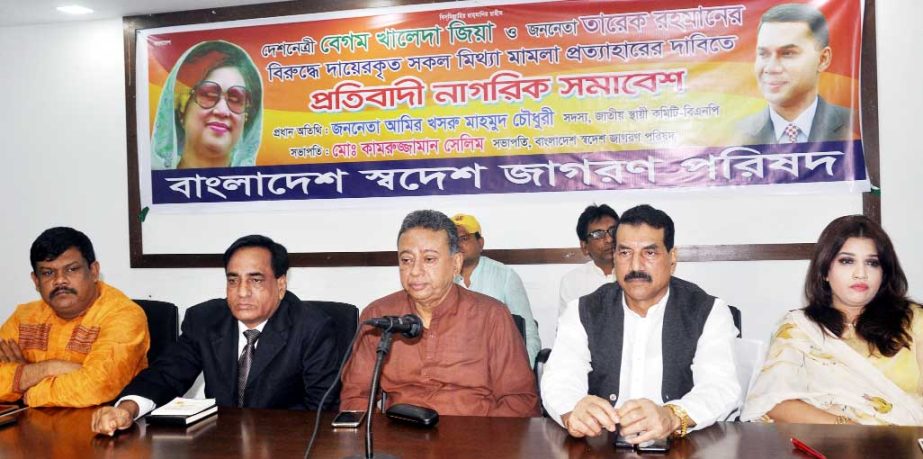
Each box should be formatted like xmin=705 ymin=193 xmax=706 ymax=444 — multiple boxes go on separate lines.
xmin=804 ymin=215 xmax=913 ymax=356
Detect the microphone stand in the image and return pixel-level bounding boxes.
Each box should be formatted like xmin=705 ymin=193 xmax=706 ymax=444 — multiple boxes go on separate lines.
xmin=346 ymin=330 xmax=398 ymax=459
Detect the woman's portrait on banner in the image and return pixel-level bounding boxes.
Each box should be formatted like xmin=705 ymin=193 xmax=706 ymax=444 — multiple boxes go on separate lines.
xmin=151 ymin=40 xmax=264 ymax=170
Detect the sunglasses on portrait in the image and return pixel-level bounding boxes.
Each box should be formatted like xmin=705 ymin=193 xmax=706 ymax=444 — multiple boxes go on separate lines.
xmin=189 ymin=81 xmax=251 ymax=115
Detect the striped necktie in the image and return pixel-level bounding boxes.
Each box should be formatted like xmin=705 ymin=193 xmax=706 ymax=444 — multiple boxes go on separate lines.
xmin=237 ymin=329 xmax=261 ymax=407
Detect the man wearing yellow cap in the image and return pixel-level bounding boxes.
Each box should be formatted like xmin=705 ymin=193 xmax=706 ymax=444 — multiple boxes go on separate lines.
xmin=451 ymin=213 xmax=540 ymax=365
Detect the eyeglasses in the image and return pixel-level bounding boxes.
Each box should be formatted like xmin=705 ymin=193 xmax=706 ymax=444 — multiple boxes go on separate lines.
xmin=586 ymin=226 xmax=617 ymax=241
xmin=190 ymin=81 xmax=251 ymax=114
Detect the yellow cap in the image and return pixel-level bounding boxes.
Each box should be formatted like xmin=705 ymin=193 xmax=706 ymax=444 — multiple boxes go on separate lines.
xmin=451 ymin=213 xmax=481 ymax=235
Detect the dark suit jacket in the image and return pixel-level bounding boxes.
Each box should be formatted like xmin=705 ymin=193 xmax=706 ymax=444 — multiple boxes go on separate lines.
xmin=737 ymin=96 xmax=854 ymax=145
xmin=119 ymin=291 xmax=338 ymax=410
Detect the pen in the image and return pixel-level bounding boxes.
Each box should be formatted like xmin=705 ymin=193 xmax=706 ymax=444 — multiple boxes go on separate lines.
xmin=0 ymin=406 xmax=28 ymax=418
xmin=608 ymin=394 xmax=621 ymax=434
xmin=609 ymin=394 xmax=620 ymax=424
xmin=791 ymin=437 xmax=827 ymax=459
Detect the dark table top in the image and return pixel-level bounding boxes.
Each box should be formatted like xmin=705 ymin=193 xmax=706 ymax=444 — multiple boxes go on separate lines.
xmin=1 ymin=407 xmax=921 ymax=458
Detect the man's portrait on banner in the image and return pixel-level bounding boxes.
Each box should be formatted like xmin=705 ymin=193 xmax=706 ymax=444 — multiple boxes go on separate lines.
xmin=737 ymin=3 xmax=857 ymax=146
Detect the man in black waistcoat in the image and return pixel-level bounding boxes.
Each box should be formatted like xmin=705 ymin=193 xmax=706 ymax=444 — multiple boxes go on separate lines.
xmin=541 ymin=205 xmax=740 ymax=444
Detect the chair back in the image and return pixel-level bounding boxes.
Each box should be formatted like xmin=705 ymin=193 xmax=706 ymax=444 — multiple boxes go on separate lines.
xmin=511 ymin=314 xmax=526 ymax=343
xmin=303 ymin=301 xmax=359 ymax=363
xmin=134 ymin=299 xmax=179 ymax=364
xmin=729 ymin=338 xmax=767 ymax=420
xmin=534 ymin=348 xmax=552 ymax=416
xmin=728 ymin=305 xmax=742 ymax=338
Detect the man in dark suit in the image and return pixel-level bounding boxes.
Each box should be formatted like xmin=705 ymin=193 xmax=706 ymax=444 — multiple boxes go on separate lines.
xmin=739 ymin=96 xmax=852 ymax=145
xmin=91 ymin=235 xmax=338 ymax=436
xmin=738 ymin=3 xmax=855 ymax=145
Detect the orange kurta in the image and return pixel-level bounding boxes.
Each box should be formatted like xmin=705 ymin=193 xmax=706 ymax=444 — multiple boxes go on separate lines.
xmin=0 ymin=281 xmax=149 ymax=407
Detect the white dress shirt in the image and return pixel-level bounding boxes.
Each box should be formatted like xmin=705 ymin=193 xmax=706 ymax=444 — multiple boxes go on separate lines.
xmin=119 ymin=319 xmax=268 ymax=419
xmin=541 ymin=287 xmax=741 ymax=432
xmin=558 ymin=261 xmax=615 ymax=316
xmin=770 ymin=96 xmax=818 ymax=143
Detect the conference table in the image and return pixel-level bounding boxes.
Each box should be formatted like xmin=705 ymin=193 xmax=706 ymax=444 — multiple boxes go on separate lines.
xmin=1 ymin=407 xmax=921 ymax=458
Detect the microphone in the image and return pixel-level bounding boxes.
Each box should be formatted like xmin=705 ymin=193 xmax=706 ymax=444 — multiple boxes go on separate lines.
xmin=363 ymin=314 xmax=423 ymax=338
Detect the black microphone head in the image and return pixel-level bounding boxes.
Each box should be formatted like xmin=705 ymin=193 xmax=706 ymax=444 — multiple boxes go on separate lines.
xmin=363 ymin=315 xmax=423 ymax=338
xmin=400 ymin=314 xmax=423 ymax=338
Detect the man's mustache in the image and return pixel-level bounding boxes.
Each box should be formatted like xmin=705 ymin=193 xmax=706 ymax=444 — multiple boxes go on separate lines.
xmin=51 ymin=287 xmax=77 ymax=297
xmin=624 ymin=271 xmax=652 ymax=282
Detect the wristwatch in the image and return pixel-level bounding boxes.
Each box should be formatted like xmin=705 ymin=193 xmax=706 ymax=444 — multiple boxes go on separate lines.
xmin=664 ymin=403 xmax=690 ymax=438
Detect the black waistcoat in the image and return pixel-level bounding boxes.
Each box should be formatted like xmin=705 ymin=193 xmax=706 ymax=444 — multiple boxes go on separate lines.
xmin=578 ymin=277 xmax=714 ymax=402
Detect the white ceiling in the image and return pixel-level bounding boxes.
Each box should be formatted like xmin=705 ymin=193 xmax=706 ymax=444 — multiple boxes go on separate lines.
xmin=0 ymin=0 xmax=291 ymax=27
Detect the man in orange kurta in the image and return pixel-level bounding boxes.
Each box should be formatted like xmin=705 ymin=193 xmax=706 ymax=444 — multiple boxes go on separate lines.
xmin=0 ymin=227 xmax=149 ymax=407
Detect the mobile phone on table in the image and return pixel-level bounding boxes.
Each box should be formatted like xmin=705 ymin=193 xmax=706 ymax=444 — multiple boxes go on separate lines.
xmin=611 ymin=427 xmax=672 ymax=453
xmin=636 ymin=437 xmax=672 ymax=453
xmin=331 ymin=410 xmax=367 ymax=428
xmin=612 ymin=432 xmax=633 ymax=449
xmin=612 ymin=425 xmax=635 ymax=449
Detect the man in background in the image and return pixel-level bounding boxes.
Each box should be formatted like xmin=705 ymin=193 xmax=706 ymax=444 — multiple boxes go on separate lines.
xmin=452 ymin=213 xmax=540 ymax=364
xmin=558 ymin=204 xmax=619 ymax=315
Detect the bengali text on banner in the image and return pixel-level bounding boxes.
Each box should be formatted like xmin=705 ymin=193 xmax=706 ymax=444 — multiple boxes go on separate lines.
xmin=136 ymin=0 xmax=866 ymax=207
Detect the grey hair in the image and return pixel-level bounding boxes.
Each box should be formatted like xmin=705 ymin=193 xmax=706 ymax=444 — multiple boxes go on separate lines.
xmin=397 ymin=210 xmax=459 ymax=254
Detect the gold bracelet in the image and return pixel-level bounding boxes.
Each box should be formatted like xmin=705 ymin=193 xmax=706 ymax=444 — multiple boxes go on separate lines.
xmin=664 ymin=404 xmax=689 ymax=438
xmin=834 ymin=415 xmax=850 ymax=425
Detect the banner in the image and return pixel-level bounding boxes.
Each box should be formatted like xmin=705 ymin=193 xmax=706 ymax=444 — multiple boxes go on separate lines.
xmin=136 ymin=0 xmax=866 ymax=207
